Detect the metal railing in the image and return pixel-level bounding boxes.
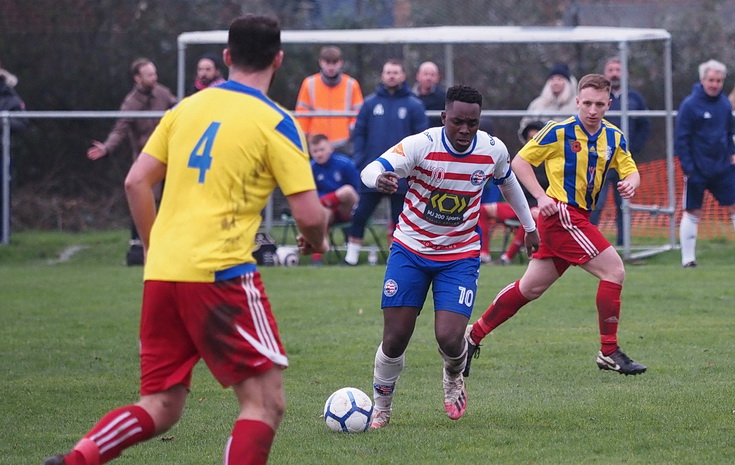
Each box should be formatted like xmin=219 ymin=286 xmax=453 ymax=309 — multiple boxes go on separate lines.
xmin=1 ymin=108 xmax=677 ymax=261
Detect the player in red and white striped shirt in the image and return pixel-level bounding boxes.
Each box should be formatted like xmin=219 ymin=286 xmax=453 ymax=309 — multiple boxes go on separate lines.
xmin=362 ymin=85 xmax=539 ymax=428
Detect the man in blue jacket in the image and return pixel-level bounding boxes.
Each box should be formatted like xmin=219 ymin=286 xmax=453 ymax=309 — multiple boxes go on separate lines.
xmin=590 ymin=56 xmax=651 ymax=246
xmin=344 ymin=59 xmax=429 ymax=265
xmin=675 ymin=59 xmax=735 ymax=267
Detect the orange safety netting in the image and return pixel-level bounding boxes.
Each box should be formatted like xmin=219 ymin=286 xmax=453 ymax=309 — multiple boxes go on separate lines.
xmin=595 ymin=159 xmax=735 ymax=240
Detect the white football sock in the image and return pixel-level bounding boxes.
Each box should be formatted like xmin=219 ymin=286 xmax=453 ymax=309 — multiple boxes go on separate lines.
xmin=344 ymin=241 xmax=361 ymax=265
xmin=373 ymin=343 xmax=404 ymax=412
xmin=679 ymin=211 xmax=699 ymax=265
xmin=438 ymin=341 xmax=467 ymax=378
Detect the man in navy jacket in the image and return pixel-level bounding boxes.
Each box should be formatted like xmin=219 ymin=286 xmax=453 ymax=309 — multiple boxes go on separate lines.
xmin=344 ymin=59 xmax=429 ymax=265
xmin=675 ymin=59 xmax=735 ymax=267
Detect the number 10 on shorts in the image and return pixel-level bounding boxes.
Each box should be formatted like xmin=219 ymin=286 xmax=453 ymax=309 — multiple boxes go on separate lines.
xmin=458 ymin=286 xmax=474 ymax=307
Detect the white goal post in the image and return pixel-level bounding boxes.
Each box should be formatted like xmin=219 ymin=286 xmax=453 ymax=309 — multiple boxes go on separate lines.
xmin=175 ymin=25 xmax=675 ymax=261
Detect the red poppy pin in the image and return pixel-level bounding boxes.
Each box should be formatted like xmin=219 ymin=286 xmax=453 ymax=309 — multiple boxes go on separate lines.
xmin=570 ymin=140 xmax=582 ymax=152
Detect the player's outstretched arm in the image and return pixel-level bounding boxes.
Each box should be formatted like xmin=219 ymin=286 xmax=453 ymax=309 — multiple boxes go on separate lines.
xmin=86 ymin=140 xmax=108 ymax=160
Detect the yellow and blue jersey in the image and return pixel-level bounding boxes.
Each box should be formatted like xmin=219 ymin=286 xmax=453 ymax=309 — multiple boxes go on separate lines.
xmin=142 ymin=81 xmax=313 ymax=282
xmin=518 ymin=116 xmax=637 ymax=210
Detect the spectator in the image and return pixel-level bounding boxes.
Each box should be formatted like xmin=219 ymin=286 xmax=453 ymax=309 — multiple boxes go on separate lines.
xmin=309 ymin=133 xmax=361 ymax=265
xmin=465 ymin=74 xmax=647 ymax=378
xmin=590 ymin=56 xmax=651 ymax=245
xmin=86 ymin=58 xmax=177 ymax=266
xmin=518 ymin=62 xmax=578 ymax=139
xmin=0 ymin=72 xmax=28 ymax=241
xmin=363 ymin=85 xmax=538 ymax=428
xmin=676 ymin=59 xmax=735 ymax=268
xmin=309 ymin=133 xmax=360 ymax=225
xmin=343 ymin=59 xmax=429 ymax=265
xmin=0 ymin=59 xmax=18 ymax=88
xmin=43 ymin=14 xmax=328 ymax=465
xmin=189 ymin=52 xmax=226 ymax=94
xmin=295 ymin=46 xmax=363 ymax=155
xmin=412 ymin=61 xmax=446 ymax=127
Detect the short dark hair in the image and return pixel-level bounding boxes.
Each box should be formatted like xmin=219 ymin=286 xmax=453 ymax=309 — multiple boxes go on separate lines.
xmin=227 ymin=14 xmax=281 ymax=71
xmin=130 ymin=58 xmax=152 ymax=77
xmin=198 ymin=52 xmax=222 ymax=71
xmin=309 ymin=133 xmax=329 ymax=145
xmin=384 ymin=59 xmax=404 ymax=72
xmin=445 ymin=85 xmax=482 ymax=107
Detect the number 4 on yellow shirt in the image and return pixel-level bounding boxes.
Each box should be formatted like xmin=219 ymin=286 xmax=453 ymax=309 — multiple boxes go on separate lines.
xmin=188 ymin=122 xmax=221 ymax=183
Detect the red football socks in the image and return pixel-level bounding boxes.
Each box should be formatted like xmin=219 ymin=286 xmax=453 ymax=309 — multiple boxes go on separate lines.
xmin=597 ymin=280 xmax=622 ymax=356
xmin=224 ymin=419 xmax=276 ymax=465
xmin=471 ymin=280 xmax=530 ymax=344
xmin=66 ymin=405 xmax=155 ymax=465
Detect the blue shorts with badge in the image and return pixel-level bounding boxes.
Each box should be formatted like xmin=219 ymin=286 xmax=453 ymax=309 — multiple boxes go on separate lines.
xmin=381 ymin=242 xmax=481 ymax=318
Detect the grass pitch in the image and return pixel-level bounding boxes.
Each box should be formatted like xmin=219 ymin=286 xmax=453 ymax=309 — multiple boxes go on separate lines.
xmin=2 ymin=230 xmax=734 ymax=464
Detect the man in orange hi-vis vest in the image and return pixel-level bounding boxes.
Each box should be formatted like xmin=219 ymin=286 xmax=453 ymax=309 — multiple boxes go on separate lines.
xmin=296 ymin=46 xmax=363 ymax=154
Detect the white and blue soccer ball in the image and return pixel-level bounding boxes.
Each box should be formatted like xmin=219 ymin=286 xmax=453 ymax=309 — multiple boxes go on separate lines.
xmin=323 ymin=387 xmax=373 ymax=433
xmin=275 ymin=246 xmax=299 ymax=266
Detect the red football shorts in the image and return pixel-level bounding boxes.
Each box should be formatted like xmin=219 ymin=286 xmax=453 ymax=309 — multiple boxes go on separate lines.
xmin=534 ymin=200 xmax=612 ymax=274
xmin=139 ymin=273 xmax=287 ymax=395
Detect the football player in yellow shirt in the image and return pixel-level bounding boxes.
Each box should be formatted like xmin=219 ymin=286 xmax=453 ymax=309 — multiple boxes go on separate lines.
xmin=44 ymin=14 xmax=327 ymax=465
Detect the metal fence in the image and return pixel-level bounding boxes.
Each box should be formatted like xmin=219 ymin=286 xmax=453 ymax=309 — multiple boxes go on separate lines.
xmin=1 ymin=108 xmax=677 ymax=260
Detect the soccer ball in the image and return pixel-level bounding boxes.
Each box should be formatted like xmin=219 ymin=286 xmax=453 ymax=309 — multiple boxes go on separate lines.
xmin=275 ymin=246 xmax=299 ymax=266
xmin=323 ymin=387 xmax=373 ymax=433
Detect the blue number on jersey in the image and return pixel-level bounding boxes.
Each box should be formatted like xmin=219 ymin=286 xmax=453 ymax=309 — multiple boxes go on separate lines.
xmin=188 ymin=122 xmax=221 ymax=183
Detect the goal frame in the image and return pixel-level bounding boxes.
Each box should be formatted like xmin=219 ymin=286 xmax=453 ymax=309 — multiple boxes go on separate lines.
xmin=176 ymin=25 xmax=675 ymax=260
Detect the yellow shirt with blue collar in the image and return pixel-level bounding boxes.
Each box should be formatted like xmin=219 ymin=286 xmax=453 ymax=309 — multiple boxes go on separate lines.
xmin=142 ymin=81 xmax=312 ymax=282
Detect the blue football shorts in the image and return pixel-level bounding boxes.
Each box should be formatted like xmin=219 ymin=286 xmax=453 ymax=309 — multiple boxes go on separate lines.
xmin=380 ymin=242 xmax=481 ymax=318
xmin=683 ymin=169 xmax=735 ymax=210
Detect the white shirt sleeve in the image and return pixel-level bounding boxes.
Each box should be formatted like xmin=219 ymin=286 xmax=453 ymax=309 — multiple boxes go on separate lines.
xmin=360 ymin=160 xmax=385 ymax=188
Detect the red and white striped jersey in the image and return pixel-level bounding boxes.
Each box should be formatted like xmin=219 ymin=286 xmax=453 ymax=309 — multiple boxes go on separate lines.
xmin=376 ymin=126 xmax=512 ymax=260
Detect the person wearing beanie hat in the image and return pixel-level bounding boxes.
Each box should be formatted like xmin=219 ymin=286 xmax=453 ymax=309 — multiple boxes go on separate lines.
xmin=519 ymin=62 xmax=577 ymax=137
xmin=547 ymin=62 xmax=571 ymax=81
xmin=190 ymin=52 xmax=226 ymax=94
